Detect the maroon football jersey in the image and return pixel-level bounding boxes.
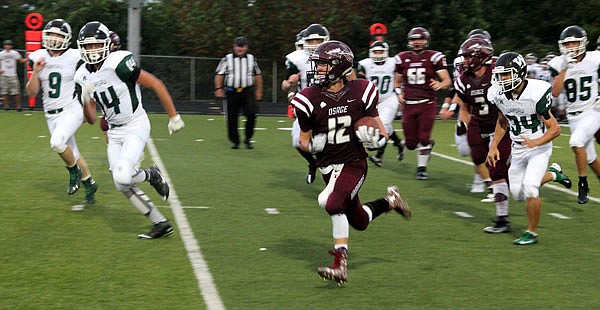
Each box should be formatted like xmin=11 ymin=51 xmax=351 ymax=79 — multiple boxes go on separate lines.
xmin=394 ymin=50 xmax=447 ymax=101
xmin=292 ymin=79 xmax=379 ymax=167
xmin=454 ymin=60 xmax=498 ymax=134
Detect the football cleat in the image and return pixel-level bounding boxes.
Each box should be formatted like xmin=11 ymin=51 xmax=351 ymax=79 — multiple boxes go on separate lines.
xmin=480 ymin=187 xmax=494 ymax=202
xmin=578 ymin=182 xmax=589 ymax=204
xmin=483 ymin=219 xmax=511 ymax=233
xmin=317 ymin=248 xmax=348 ymax=285
xmin=386 ymin=185 xmax=411 ymax=219
xmin=306 ymin=165 xmax=317 ymax=184
xmin=82 ymin=178 xmax=98 ymax=205
xmin=548 ymin=163 xmax=572 ymax=189
xmin=513 ymin=230 xmax=538 ymax=245
xmin=147 ymin=165 xmax=169 ymax=201
xmin=66 ymin=165 xmax=82 ymax=195
xmin=369 ymin=155 xmax=383 ymax=167
xmin=396 ymin=140 xmax=405 ymax=161
xmin=416 ymin=166 xmax=428 ymax=180
xmin=470 ymin=182 xmax=486 ymax=193
xmin=137 ymin=221 xmax=174 ymax=239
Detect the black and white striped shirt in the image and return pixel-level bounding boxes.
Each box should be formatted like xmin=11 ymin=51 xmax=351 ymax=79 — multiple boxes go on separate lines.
xmin=215 ymin=53 xmax=261 ymax=88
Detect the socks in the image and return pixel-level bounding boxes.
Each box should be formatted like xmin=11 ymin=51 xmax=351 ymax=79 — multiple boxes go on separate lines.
xmin=365 ymin=198 xmax=389 ymax=220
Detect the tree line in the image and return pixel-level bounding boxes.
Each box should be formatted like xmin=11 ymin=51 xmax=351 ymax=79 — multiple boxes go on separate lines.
xmin=2 ymin=0 xmax=599 ymax=61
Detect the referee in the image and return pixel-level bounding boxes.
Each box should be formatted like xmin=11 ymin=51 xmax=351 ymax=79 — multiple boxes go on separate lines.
xmin=214 ymin=37 xmax=263 ymax=149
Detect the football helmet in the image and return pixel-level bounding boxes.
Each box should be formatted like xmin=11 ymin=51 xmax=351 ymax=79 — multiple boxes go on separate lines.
xmin=303 ymin=24 xmax=330 ymax=54
xmin=109 ymin=31 xmax=121 ymax=52
xmin=407 ymin=27 xmax=430 ymax=52
xmin=308 ymin=40 xmax=354 ymax=87
xmin=525 ymin=53 xmax=538 ymax=65
xmin=558 ymin=25 xmax=588 ymax=58
xmin=42 ymin=19 xmax=72 ymax=51
xmin=458 ymin=37 xmax=493 ymax=72
xmin=77 ymin=21 xmax=111 ymax=64
xmin=369 ymin=41 xmax=389 ymax=62
xmin=492 ymin=52 xmax=527 ymax=94
xmin=467 ymin=28 xmax=491 ymax=41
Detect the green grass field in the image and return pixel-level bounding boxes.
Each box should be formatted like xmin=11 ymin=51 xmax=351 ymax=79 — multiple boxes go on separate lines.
xmin=1 ymin=111 xmax=599 ymax=309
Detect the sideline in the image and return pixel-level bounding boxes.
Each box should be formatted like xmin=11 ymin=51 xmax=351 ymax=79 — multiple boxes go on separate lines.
xmin=147 ymin=138 xmax=225 ymax=310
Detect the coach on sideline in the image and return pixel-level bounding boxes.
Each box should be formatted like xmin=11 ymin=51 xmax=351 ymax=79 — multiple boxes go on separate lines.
xmin=214 ymin=36 xmax=263 ymax=149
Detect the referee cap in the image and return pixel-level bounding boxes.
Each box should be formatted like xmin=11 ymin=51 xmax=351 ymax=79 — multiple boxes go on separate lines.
xmin=233 ymin=37 xmax=248 ymax=46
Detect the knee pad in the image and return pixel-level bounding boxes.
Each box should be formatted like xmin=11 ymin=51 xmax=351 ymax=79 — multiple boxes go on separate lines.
xmin=50 ymin=135 xmax=67 ymax=154
xmin=113 ymin=160 xmax=133 ymax=185
xmin=114 ymin=180 xmax=131 ymax=193
xmin=523 ymin=183 xmax=540 ymax=199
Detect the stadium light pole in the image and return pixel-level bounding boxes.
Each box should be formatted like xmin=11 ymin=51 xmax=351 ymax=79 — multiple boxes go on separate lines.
xmin=128 ymin=0 xmax=142 ymax=63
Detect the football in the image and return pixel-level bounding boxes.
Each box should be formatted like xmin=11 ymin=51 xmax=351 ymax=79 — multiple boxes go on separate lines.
xmin=354 ymin=116 xmax=378 ymax=131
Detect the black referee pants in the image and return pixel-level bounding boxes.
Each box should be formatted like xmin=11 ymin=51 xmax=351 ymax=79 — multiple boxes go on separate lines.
xmin=225 ymin=86 xmax=259 ymax=146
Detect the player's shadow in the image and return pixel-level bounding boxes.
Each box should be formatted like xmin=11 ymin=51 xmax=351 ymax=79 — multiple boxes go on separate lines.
xmin=267 ymin=167 xmax=323 ymax=201
xmin=270 ymin=238 xmax=394 ymax=273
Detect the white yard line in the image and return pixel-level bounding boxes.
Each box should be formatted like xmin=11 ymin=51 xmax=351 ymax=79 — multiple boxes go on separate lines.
xmin=147 ymin=138 xmax=225 ymax=310
xmin=432 ymin=151 xmax=600 ymax=204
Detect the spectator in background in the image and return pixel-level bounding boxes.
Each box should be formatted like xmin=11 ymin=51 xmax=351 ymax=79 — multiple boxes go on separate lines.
xmin=0 ymin=40 xmax=28 ymax=111
xmin=215 ymin=37 xmax=263 ymax=149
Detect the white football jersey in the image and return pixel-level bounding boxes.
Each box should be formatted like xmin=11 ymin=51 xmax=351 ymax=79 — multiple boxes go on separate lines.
xmin=548 ymin=51 xmax=600 ymax=113
xmin=357 ymin=57 xmax=396 ymax=100
xmin=284 ymin=50 xmax=311 ymax=90
xmin=487 ymin=79 xmax=553 ymax=144
xmin=74 ymin=51 xmax=146 ymax=125
xmin=29 ymin=49 xmax=81 ymax=111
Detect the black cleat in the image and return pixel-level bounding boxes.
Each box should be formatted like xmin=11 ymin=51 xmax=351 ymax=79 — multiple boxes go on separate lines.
xmin=306 ymin=165 xmax=317 ymax=184
xmin=244 ymin=139 xmax=254 ymax=149
xmin=137 ymin=221 xmax=174 ymax=239
xmin=416 ymin=166 xmax=428 ymax=180
xmin=369 ymin=155 xmax=383 ymax=167
xmin=147 ymin=165 xmax=169 ymax=200
xmin=578 ymin=183 xmax=590 ymax=204
xmin=396 ymin=140 xmax=405 ymax=161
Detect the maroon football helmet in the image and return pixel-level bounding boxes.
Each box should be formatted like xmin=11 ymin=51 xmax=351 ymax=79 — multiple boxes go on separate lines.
xmin=109 ymin=31 xmax=121 ymax=52
xmin=308 ymin=40 xmax=354 ymax=87
xmin=458 ymin=37 xmax=493 ymax=72
xmin=407 ymin=27 xmax=430 ymax=52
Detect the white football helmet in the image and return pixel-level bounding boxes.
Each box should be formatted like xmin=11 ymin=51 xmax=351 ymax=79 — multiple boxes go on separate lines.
xmin=77 ymin=21 xmax=111 ymax=64
xmin=369 ymin=41 xmax=389 ymax=62
xmin=42 ymin=19 xmax=72 ymax=51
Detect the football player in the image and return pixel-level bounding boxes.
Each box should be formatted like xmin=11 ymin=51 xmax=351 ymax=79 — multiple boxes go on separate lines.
xmin=525 ymin=53 xmax=543 ymax=79
xmin=440 ymin=29 xmax=493 ymax=194
xmin=547 ymin=25 xmax=600 ymax=204
xmin=488 ymin=52 xmax=571 ymax=245
xmin=26 ymin=19 xmax=98 ymax=206
xmin=282 ymin=24 xmax=329 ymax=184
xmin=75 ymin=21 xmax=185 ymax=239
xmin=394 ymin=27 xmax=452 ymax=179
xmin=453 ymin=36 xmax=514 ymax=232
xmin=291 ymin=41 xmax=411 ymax=285
xmin=357 ymin=40 xmax=404 ymax=166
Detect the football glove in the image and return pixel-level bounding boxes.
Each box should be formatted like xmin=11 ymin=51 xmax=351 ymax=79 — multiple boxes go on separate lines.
xmin=561 ymin=54 xmax=577 ymax=71
xmin=168 ymin=114 xmax=185 ymax=135
xmin=309 ymin=133 xmax=327 ymax=154
xmin=356 ymin=125 xmax=387 ymax=149
xmin=81 ymin=82 xmax=94 ymax=105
